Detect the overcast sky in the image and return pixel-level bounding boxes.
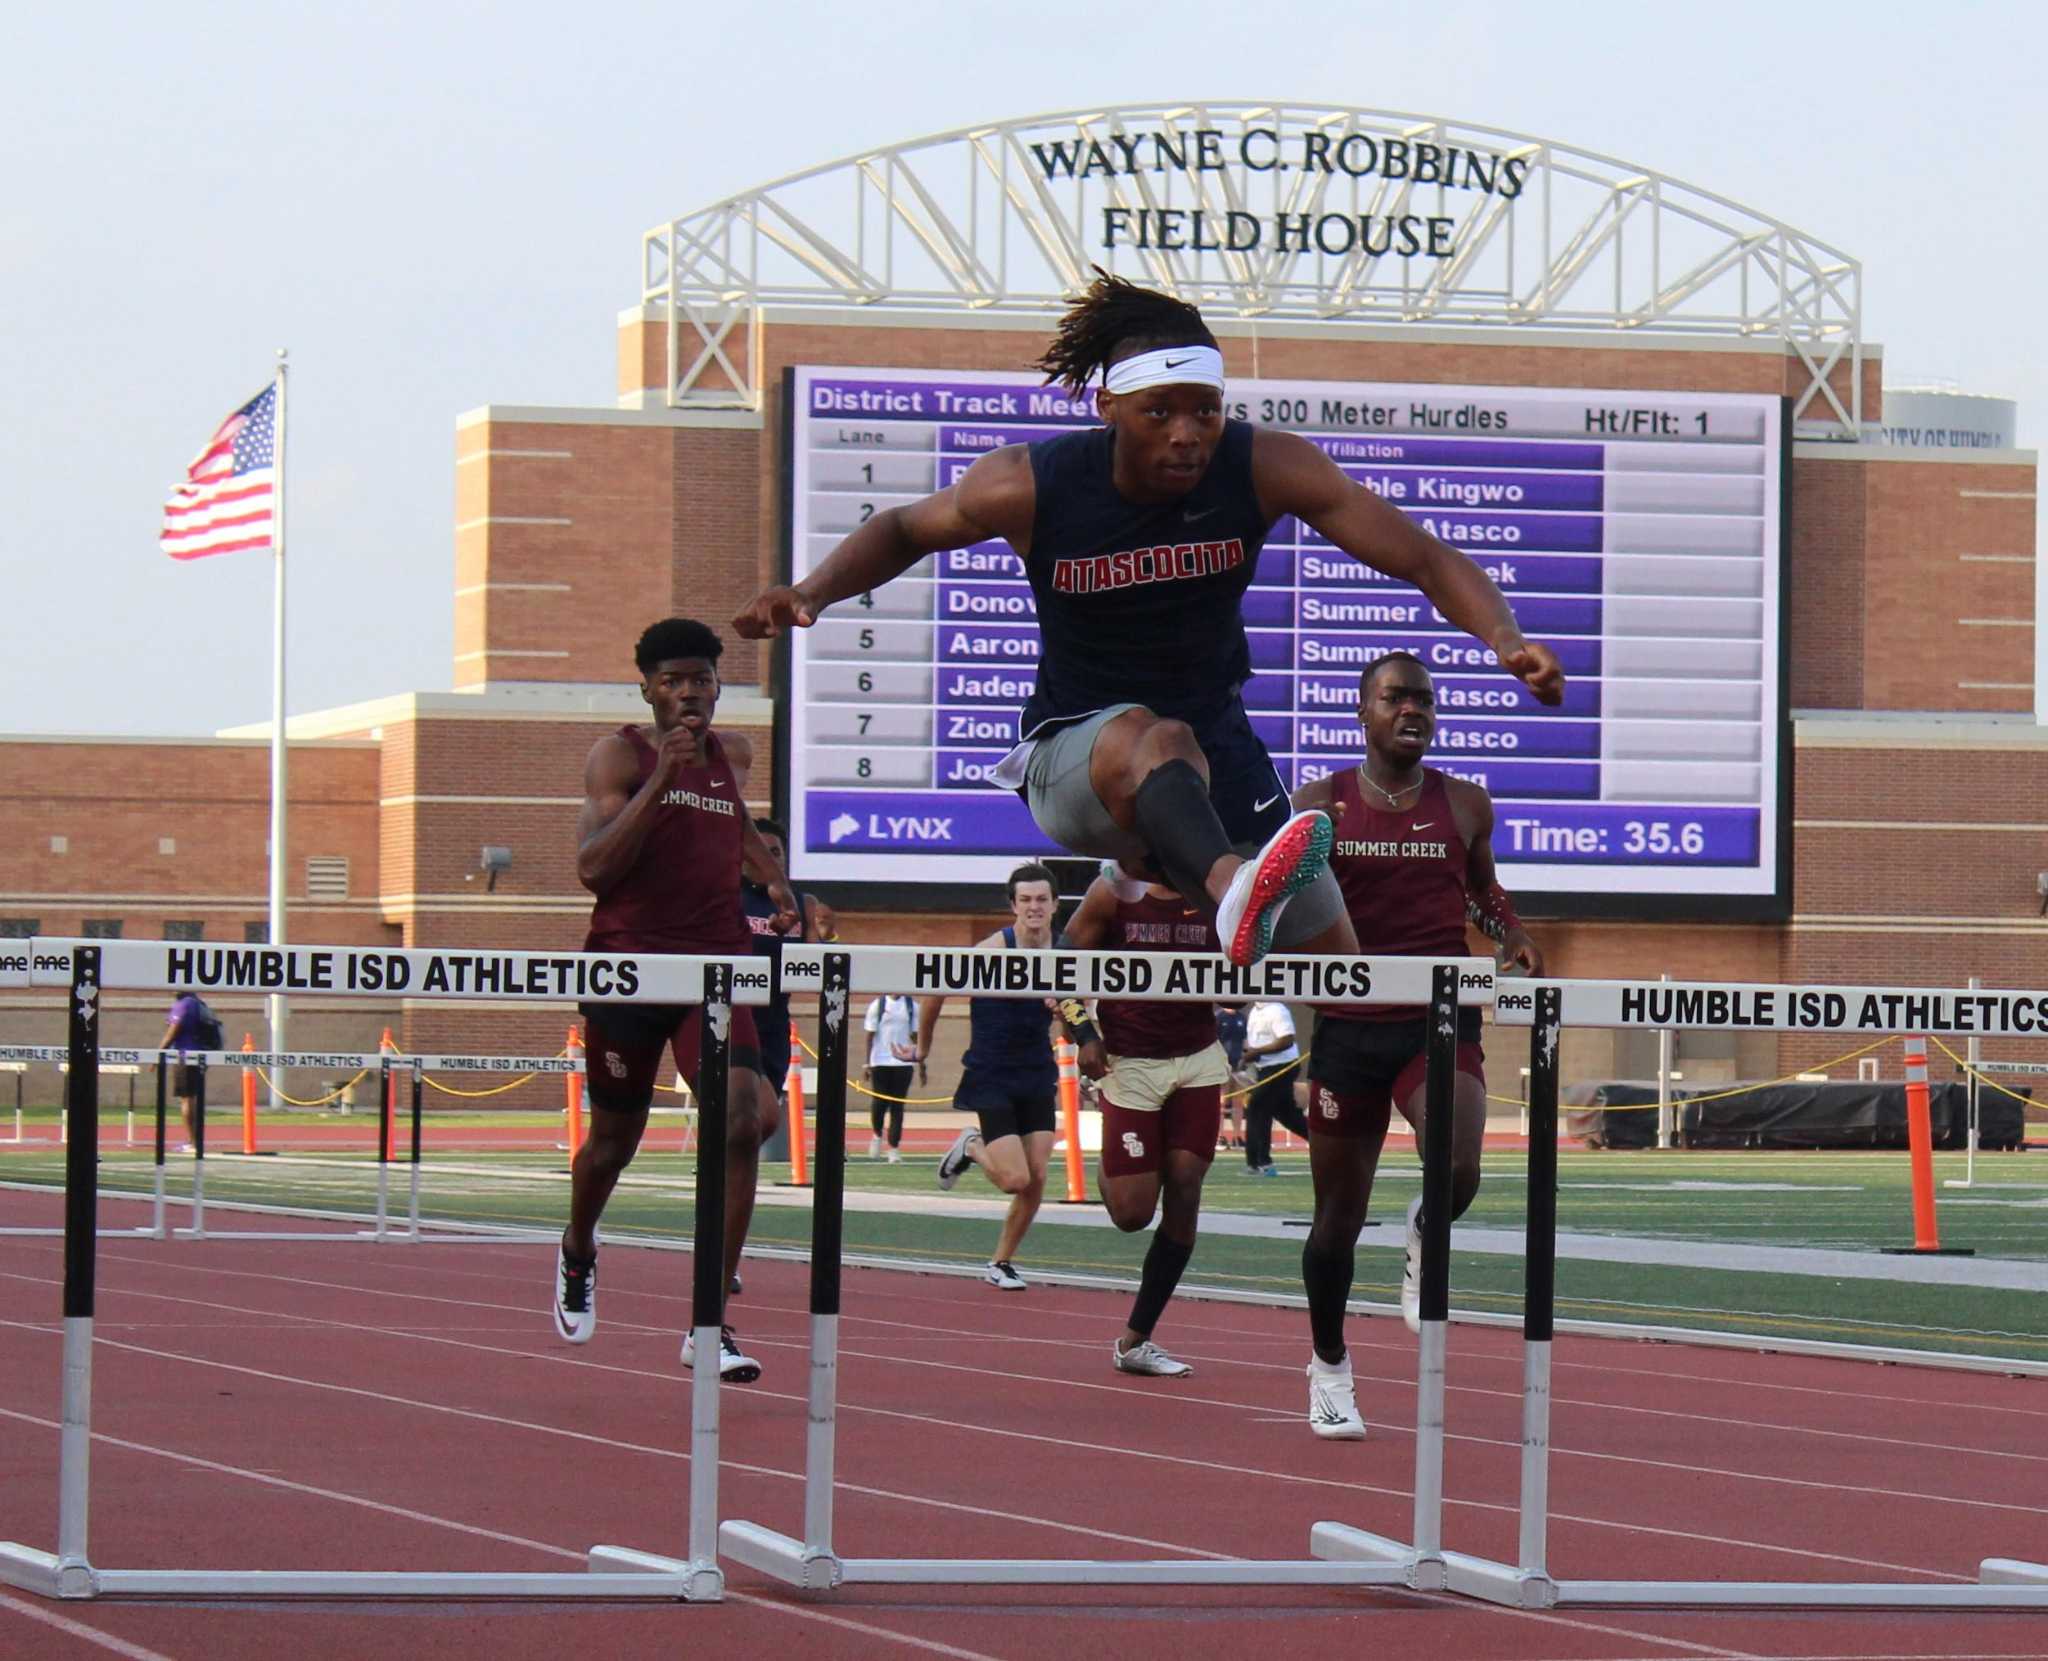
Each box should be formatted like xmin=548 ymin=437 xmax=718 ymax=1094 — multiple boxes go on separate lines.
xmin=4 ymin=1 xmax=2039 ymax=736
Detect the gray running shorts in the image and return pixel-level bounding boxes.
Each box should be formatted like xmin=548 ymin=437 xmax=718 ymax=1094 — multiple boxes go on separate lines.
xmin=1021 ymin=704 xmax=1344 ymax=948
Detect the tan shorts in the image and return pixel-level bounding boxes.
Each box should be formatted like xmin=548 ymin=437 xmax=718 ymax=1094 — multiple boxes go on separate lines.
xmin=1100 ymin=1042 xmax=1232 ymax=1113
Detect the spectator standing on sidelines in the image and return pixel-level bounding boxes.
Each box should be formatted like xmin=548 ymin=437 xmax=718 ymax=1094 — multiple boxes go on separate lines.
xmin=1215 ymin=1003 xmax=1249 ymax=1151
xmin=1242 ymin=1001 xmax=1307 ymax=1176
xmin=862 ymin=994 xmax=919 ymax=1161
xmin=157 ymin=992 xmax=220 ymax=1153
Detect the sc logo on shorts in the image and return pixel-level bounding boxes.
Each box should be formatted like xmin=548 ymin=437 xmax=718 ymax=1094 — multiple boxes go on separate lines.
xmin=1315 ymin=1085 xmax=1341 ymax=1120
xmin=1121 ymin=1131 xmax=1144 ymax=1157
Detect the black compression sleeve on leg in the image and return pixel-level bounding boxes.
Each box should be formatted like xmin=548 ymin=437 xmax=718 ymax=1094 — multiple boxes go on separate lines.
xmin=1131 ymin=760 xmax=1234 ymax=903
xmin=1128 ymin=1232 xmax=1196 ymax=1339
xmin=1301 ymin=1237 xmax=1355 ymax=1362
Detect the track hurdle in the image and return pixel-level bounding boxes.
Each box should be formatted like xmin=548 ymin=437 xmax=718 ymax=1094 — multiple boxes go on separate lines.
xmin=720 ymin=944 xmax=1496 ymax=1593
xmin=0 ymin=939 xmax=766 ymax=1604
xmin=1455 ymin=975 xmax=2048 ymax=1611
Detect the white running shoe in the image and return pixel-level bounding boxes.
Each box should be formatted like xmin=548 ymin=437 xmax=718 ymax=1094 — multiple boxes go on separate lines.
xmin=1401 ymin=1195 xmax=1424 ymax=1335
xmin=1113 ymin=1338 xmax=1193 ymax=1377
xmin=886 ymin=1148 xmax=902 ymax=1164
xmin=937 ymin=1127 xmax=981 ymax=1190
xmin=680 ymin=1324 xmax=761 ymax=1383
xmin=1306 ymin=1354 xmax=1367 ymax=1440
xmin=1215 ymin=810 xmax=1333 ymax=966
xmin=553 ymin=1244 xmax=596 ymax=1344
xmin=729 ymin=1271 xmax=743 ymax=1297
xmin=984 ymin=1259 xmax=1027 ymax=1291
xmin=867 ymin=1134 xmax=883 ymax=1158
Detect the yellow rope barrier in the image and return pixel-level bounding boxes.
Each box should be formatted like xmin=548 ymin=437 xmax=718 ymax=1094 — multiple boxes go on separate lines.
xmin=248 ymin=1066 xmax=370 ymax=1108
xmin=1929 ymin=1036 xmax=2043 ymax=1105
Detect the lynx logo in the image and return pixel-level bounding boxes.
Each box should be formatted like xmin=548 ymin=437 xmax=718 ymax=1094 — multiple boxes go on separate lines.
xmin=828 ymin=812 xmax=860 ymax=844
xmin=1497 ymin=990 xmax=1534 ymax=1013
xmin=1121 ymin=1131 xmax=1144 ymax=1158
xmin=605 ymin=1051 xmax=629 ymax=1080
xmin=824 ymin=987 xmax=846 ymax=1032
xmin=707 ymin=1003 xmax=731 ymax=1043
xmin=1317 ymin=1086 xmax=1342 ymax=1120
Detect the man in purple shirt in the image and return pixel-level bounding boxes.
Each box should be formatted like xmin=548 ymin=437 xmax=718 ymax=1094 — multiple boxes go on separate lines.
xmin=158 ymin=993 xmax=212 ymax=1152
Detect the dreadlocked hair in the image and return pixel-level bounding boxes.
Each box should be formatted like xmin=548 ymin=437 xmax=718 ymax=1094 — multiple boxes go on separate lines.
xmin=1033 ymin=267 xmax=1217 ymax=395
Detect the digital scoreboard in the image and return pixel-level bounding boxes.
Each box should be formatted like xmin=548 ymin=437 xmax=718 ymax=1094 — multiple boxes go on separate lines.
xmin=784 ymin=366 xmax=1787 ymax=916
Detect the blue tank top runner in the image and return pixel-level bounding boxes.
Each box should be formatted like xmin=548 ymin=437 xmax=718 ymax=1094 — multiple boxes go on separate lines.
xmin=1020 ymin=418 xmax=1269 ymax=738
xmin=961 ymin=927 xmax=1057 ymax=1083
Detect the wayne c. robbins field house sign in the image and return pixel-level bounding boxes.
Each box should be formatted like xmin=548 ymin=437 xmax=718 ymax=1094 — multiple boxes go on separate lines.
xmin=639 ymin=101 xmax=1863 ymax=435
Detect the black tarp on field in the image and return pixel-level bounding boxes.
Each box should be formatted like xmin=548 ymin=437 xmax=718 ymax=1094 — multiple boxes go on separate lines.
xmin=1570 ymin=1081 xmax=2029 ymax=1151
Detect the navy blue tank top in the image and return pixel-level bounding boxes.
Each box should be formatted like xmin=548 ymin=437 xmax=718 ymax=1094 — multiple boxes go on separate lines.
xmin=1020 ymin=419 xmax=1269 ymax=736
xmin=740 ymin=881 xmax=792 ymax=1084
xmin=961 ymin=928 xmax=1057 ymax=1081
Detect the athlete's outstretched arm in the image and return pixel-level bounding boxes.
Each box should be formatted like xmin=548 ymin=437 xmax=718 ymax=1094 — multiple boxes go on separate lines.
xmin=1252 ymin=430 xmax=1565 ymax=705
xmin=733 ymin=446 xmax=1036 ymax=639
xmin=1055 ymin=880 xmax=1119 ymax=1078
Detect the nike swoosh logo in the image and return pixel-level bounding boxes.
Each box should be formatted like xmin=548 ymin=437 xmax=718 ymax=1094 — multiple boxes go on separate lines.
xmin=1411 ymin=820 xmax=1434 ymax=830
xmin=1164 ymin=355 xmax=1196 ymax=369
xmin=1183 ymin=505 xmax=1219 ymax=523
xmin=1254 ymin=793 xmax=1284 ymax=813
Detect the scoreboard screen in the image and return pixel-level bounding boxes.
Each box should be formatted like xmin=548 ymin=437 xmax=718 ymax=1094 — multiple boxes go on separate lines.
xmin=783 ymin=365 xmax=1787 ymax=916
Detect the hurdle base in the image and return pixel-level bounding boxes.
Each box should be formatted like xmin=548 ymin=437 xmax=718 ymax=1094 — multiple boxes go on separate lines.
xmin=719 ymin=1522 xmax=842 ymax=1590
xmin=588 ymin=1543 xmax=723 ymax=1601
xmin=1982 ymin=1558 xmax=2048 ymax=1587
xmin=1554 ymin=1577 xmax=2048 ymax=1609
xmin=0 ymin=1542 xmax=92 ymax=1598
xmin=1307 ymin=1522 xmax=1444 ymax=1592
xmin=1440 ymin=1550 xmax=1557 ymax=1609
xmin=77 ymin=1566 xmax=703 ymax=1599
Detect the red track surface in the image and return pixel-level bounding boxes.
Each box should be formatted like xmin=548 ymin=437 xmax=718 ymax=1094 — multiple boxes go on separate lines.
xmin=1 ymin=1185 xmax=2044 ymax=1660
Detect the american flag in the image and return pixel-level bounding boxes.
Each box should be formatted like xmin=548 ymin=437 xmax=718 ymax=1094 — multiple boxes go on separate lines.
xmin=160 ymin=384 xmax=278 ymax=560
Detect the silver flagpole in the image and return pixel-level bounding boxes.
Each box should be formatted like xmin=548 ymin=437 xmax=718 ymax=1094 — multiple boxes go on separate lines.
xmin=267 ymin=351 xmax=290 ymax=1105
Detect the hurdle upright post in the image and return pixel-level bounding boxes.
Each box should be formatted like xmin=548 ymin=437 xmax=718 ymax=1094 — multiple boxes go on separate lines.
xmin=1409 ymin=963 xmax=1458 ymax=1575
xmin=407 ymin=1059 xmax=424 ymax=1236
xmin=373 ymin=1056 xmax=392 ymax=1242
xmin=152 ymin=1050 xmax=168 ymax=1240
xmin=805 ymin=954 xmax=851 ymax=1580
xmin=188 ymin=1058 xmax=207 ymax=1237
xmin=58 ymin=946 xmax=101 ymax=1592
xmin=683 ymin=961 xmax=732 ymax=1602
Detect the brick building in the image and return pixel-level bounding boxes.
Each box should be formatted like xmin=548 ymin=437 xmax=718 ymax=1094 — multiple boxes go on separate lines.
xmin=3 ymin=107 xmax=2041 ymax=1103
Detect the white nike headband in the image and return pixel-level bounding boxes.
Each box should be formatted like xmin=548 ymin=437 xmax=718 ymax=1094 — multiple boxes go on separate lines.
xmin=1101 ymin=344 xmax=1226 ymax=395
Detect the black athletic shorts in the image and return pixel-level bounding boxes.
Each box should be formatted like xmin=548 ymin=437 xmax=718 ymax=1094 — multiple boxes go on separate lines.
xmin=175 ymin=1062 xmax=205 ymax=1100
xmin=956 ymin=1068 xmax=1058 ymax=1143
xmin=1309 ymin=1009 xmax=1485 ymax=1099
xmin=1193 ymin=699 xmax=1294 ymax=848
xmin=579 ymin=1001 xmax=762 ymax=1113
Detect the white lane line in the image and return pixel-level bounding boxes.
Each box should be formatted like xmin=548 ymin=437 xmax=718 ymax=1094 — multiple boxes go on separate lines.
xmin=0 ymin=1591 xmax=179 ymax=1661
xmin=0 ymin=1317 xmax=1967 ymax=1582
xmin=0 ymin=1409 xmax=1008 ymax=1661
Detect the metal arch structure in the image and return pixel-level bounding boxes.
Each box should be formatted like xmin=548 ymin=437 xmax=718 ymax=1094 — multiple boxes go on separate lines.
xmin=642 ymin=102 xmax=1863 ymax=435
